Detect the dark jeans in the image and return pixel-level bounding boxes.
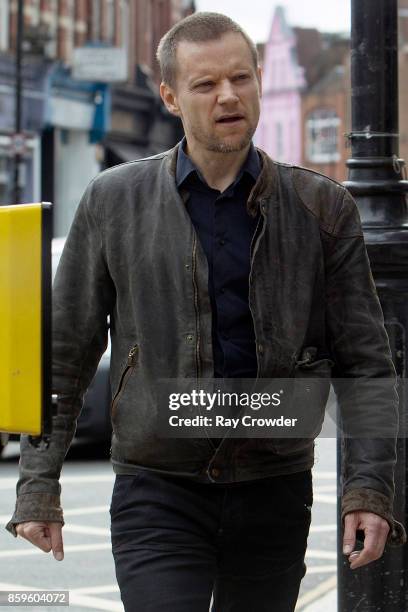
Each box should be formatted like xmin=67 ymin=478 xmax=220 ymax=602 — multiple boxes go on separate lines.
xmin=110 ymin=468 xmax=313 ymax=612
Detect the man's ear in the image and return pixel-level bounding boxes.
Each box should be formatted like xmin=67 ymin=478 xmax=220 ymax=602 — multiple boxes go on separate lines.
xmin=160 ymin=82 xmax=181 ymax=117
xmin=257 ymin=66 xmax=263 ymax=98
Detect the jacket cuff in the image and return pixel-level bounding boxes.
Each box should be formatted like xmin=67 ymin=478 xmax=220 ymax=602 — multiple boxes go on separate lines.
xmin=5 ymin=493 xmax=64 ymax=538
xmin=342 ymin=487 xmax=407 ymax=547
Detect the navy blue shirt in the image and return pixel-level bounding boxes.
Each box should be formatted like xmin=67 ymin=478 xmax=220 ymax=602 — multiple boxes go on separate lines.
xmin=176 ymin=139 xmax=261 ymax=378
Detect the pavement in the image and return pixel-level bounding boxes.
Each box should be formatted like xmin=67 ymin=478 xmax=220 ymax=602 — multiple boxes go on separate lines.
xmin=301 ymin=588 xmax=337 ymax=611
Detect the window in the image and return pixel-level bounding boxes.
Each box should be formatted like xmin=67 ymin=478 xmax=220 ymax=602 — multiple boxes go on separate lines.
xmin=91 ymin=0 xmax=101 ymax=41
xmin=306 ymin=109 xmax=340 ymax=164
xmin=31 ymin=0 xmax=40 ymax=26
xmin=0 ymin=0 xmax=9 ymax=51
xmin=44 ymin=0 xmax=58 ymax=58
xmin=120 ymin=0 xmax=129 ymax=54
xmin=106 ymin=0 xmax=115 ymax=44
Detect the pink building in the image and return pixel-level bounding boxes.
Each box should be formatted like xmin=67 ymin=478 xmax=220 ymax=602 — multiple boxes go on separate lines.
xmin=255 ymin=6 xmax=305 ymax=164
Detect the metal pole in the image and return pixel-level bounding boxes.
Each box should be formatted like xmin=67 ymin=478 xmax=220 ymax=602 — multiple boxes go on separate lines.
xmin=338 ymin=0 xmax=408 ymax=609
xmin=13 ymin=0 xmax=24 ymax=204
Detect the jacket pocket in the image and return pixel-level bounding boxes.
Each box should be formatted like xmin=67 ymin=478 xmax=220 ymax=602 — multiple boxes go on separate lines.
xmin=295 ymin=346 xmax=334 ymax=372
xmin=269 ymin=348 xmax=333 ymax=456
xmin=111 ymin=344 xmax=139 ymax=422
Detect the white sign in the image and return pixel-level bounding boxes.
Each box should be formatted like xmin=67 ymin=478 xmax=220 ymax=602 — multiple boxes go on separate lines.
xmin=72 ymin=47 xmax=128 ymax=83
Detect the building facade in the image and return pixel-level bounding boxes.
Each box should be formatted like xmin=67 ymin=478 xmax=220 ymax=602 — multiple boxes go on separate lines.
xmin=258 ymin=2 xmax=408 ymax=183
xmin=301 ymin=59 xmax=350 ymax=183
xmin=0 ymin=0 xmax=194 ymax=235
xmin=254 ymin=6 xmax=305 ymax=164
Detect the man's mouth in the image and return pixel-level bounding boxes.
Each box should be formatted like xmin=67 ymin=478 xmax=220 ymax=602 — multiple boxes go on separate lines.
xmin=216 ymin=115 xmax=245 ymax=124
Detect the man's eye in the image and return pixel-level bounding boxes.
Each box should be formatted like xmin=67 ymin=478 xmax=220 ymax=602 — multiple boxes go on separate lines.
xmin=234 ymin=74 xmax=249 ymax=81
xmin=196 ymin=82 xmax=213 ymax=89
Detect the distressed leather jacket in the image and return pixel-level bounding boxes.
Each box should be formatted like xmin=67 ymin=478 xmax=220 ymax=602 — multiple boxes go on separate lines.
xmin=6 ymin=143 xmax=406 ymax=546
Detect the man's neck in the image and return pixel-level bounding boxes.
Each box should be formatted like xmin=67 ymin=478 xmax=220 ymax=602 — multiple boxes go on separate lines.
xmin=185 ymin=141 xmax=251 ymax=193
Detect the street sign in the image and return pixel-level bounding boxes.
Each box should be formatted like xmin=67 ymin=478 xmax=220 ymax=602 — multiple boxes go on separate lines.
xmin=72 ymin=46 xmax=128 ymax=82
xmin=10 ymin=132 xmax=27 ymax=156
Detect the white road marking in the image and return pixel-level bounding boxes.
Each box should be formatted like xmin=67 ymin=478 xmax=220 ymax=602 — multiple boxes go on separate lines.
xmin=0 ymin=582 xmax=65 ymax=590
xmin=0 ymin=514 xmax=13 ymax=523
xmin=0 ymin=506 xmax=110 ymax=525
xmin=305 ymin=549 xmax=337 ymax=560
xmin=309 ymin=524 xmax=337 ymax=533
xmin=0 ymin=543 xmax=112 ymax=558
xmin=71 ymin=585 xmax=119 ymax=594
xmin=61 ymin=474 xmax=115 ymax=484
xmin=304 ymin=565 xmax=337 ymax=574
xmin=64 ymin=505 xmax=110 ymax=516
xmin=0 ymin=478 xmax=20 ymax=490
xmin=313 ymin=485 xmax=337 ymax=492
xmin=0 ymin=474 xmax=114 ymax=490
xmin=68 ymin=592 xmax=123 ymax=611
xmin=312 ymin=471 xmax=336 ymax=479
xmin=295 ymin=575 xmax=337 ymax=610
xmin=63 ymin=524 xmax=110 ymax=536
xmin=313 ymin=494 xmax=336 ymax=504
xmin=0 ymin=506 xmax=110 ymax=524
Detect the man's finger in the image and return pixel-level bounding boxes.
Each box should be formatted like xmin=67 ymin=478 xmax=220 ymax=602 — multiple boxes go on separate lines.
xmin=343 ymin=513 xmax=357 ymax=554
xmin=349 ymin=523 xmax=388 ymax=570
xmin=49 ymin=522 xmax=64 ymax=561
xmin=17 ymin=522 xmax=52 ymax=553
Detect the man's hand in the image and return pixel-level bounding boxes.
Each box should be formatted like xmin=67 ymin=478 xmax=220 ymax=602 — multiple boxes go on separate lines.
xmin=15 ymin=521 xmax=64 ymax=561
xmin=343 ymin=511 xmax=390 ymax=570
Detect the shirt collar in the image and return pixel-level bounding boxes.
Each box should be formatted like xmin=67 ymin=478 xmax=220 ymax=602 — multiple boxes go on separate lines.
xmin=176 ymin=137 xmax=261 ymax=189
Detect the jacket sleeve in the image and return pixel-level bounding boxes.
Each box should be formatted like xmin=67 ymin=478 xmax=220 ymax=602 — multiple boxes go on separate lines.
xmin=5 ymin=178 xmax=116 ymax=537
xmin=324 ymin=188 xmax=406 ymax=547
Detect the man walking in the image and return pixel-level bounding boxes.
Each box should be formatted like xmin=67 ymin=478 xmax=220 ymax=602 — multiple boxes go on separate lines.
xmin=6 ymin=12 xmax=406 ymax=612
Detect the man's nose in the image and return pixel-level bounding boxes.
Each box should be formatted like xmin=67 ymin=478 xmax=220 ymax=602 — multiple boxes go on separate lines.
xmin=217 ymin=81 xmax=239 ymax=104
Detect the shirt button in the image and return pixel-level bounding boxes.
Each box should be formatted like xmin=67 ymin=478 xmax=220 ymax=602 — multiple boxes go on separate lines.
xmin=219 ymin=239 xmax=225 ymax=246
xmin=186 ymin=334 xmax=194 ymax=343
xmin=211 ymin=467 xmax=221 ymax=478
xmin=220 ymin=288 xmax=225 ymax=294
xmin=258 ymin=343 xmax=264 ymax=354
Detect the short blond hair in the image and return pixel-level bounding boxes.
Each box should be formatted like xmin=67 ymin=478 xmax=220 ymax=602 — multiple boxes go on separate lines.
xmin=156 ymin=12 xmax=259 ymax=88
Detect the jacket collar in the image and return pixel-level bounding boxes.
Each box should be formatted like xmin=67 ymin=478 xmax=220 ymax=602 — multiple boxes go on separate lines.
xmin=176 ymin=136 xmax=261 ymax=189
xmin=166 ymin=141 xmax=279 ymax=217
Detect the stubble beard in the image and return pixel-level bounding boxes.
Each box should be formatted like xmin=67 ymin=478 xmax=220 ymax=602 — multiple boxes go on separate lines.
xmin=193 ymin=124 xmax=255 ymax=154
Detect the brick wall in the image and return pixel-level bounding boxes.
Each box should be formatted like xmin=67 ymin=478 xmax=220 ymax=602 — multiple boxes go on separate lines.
xmin=73 ymin=0 xmax=86 ymax=47
xmin=5 ymin=0 xmax=193 ymax=81
xmin=301 ymin=77 xmax=349 ymax=182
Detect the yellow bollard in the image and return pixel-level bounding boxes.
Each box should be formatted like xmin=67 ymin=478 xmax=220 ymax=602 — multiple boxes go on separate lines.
xmin=0 ymin=202 xmax=52 ymax=437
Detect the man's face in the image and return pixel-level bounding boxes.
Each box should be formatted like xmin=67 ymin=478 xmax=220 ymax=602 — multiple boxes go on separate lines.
xmin=160 ymin=32 xmax=262 ymax=154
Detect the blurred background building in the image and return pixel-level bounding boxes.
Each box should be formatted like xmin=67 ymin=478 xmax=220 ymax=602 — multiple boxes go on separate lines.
xmin=0 ymin=0 xmax=407 ymax=234
xmin=256 ymin=0 xmax=408 ymax=183
xmin=0 ymin=0 xmax=194 ymax=235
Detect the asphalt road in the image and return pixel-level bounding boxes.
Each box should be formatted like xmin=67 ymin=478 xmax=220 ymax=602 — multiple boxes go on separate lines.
xmin=0 ymin=436 xmax=339 ymax=612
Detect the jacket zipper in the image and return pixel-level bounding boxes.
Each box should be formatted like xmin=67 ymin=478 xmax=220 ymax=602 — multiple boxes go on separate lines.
xmin=191 ymin=234 xmax=202 ymax=379
xmin=249 ymin=210 xmax=263 ymax=263
xmin=249 ymin=201 xmax=268 ymax=379
xmin=111 ymin=344 xmax=139 ymax=420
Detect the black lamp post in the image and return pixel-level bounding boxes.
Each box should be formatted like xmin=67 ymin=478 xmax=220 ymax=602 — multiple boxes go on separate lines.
xmin=338 ymin=0 xmax=408 ymax=609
